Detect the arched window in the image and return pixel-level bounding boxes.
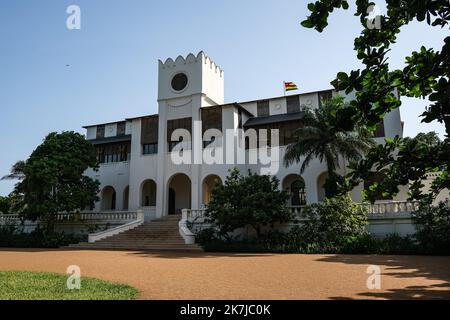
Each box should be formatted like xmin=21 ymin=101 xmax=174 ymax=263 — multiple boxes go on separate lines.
xmin=282 ymin=174 xmax=306 ymax=206
xmin=291 ymin=180 xmax=306 ymax=206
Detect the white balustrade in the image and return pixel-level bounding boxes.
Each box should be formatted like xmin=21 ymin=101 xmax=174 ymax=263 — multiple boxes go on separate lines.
xmin=288 ymin=206 xmax=306 ymax=217
xmin=180 ymin=201 xmax=420 ymax=227
xmin=182 ymin=209 xmax=207 ymax=222
xmin=0 ymin=214 xmax=22 ymax=225
xmin=55 ymin=211 xmax=140 ymax=222
xmin=1 ymin=211 xmax=143 ymax=227
xmin=88 ymin=210 xmax=145 ymax=243
xmin=364 ymin=201 xmax=420 ymax=217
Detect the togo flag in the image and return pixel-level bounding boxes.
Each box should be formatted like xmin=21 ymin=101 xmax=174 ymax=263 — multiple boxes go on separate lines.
xmin=284 ymin=81 xmax=298 ymax=91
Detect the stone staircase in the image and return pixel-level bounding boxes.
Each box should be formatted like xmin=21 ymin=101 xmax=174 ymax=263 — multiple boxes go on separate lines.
xmin=68 ymin=214 xmax=203 ymax=252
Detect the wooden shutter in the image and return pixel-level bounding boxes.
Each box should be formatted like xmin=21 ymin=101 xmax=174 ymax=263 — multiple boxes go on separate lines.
xmin=141 ymin=117 xmax=159 ymax=144
xmin=167 ymin=117 xmax=192 ymax=142
xmin=201 ymin=106 xmax=222 ymax=134
xmin=96 ymin=125 xmax=105 ymax=139
xmin=287 ymin=96 xmax=300 ymax=113
xmin=117 ymin=122 xmax=126 ymax=136
xmin=257 ymin=100 xmax=270 ymax=117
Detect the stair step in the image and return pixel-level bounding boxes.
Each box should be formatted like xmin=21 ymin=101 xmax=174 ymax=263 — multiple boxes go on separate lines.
xmin=68 ymin=214 xmax=199 ymax=251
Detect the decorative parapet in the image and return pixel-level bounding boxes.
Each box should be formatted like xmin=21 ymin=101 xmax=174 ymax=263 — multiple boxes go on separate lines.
xmin=158 ymin=51 xmax=224 ymax=77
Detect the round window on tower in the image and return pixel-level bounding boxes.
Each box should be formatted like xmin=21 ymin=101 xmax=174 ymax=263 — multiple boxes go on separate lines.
xmin=171 ymin=73 xmax=188 ymax=92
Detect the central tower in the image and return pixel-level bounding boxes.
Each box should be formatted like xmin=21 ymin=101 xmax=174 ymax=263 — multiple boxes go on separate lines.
xmin=158 ymin=51 xmax=224 ymax=105
xmin=156 ymin=52 xmax=224 ymax=217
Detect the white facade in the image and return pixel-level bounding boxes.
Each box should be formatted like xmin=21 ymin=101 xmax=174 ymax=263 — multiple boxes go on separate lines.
xmin=83 ymin=51 xmax=407 ymax=220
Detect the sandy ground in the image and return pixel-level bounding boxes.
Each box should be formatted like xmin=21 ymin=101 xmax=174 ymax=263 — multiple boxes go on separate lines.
xmin=0 ymin=249 xmax=449 ymax=300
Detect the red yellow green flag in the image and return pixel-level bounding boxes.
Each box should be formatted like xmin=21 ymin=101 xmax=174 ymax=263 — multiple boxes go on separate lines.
xmin=284 ymin=81 xmax=298 ymax=92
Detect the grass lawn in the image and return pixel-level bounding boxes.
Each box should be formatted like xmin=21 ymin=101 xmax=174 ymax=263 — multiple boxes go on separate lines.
xmin=0 ymin=271 xmax=138 ymax=300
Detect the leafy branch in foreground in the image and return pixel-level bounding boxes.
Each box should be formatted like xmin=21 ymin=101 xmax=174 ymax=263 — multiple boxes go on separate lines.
xmin=345 ymin=132 xmax=449 ymax=203
xmin=301 ymin=1 xmax=450 ymax=202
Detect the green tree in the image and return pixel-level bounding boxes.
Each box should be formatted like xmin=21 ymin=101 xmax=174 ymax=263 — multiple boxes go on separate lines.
xmin=414 ymin=201 xmax=450 ymax=255
xmin=347 ymin=132 xmax=449 ymax=202
xmin=3 ymin=132 xmax=100 ymax=232
xmin=284 ymin=96 xmax=375 ymax=198
xmin=0 ymin=196 xmax=11 ymax=215
xmin=300 ymin=0 xmax=450 ymax=201
xmin=206 ymin=168 xmax=291 ymax=239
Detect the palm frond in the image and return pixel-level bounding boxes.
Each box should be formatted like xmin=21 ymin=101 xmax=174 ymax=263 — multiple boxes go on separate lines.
xmin=1 ymin=161 xmax=26 ymax=181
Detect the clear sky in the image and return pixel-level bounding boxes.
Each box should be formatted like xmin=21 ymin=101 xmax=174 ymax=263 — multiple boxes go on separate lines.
xmin=0 ymin=0 xmax=447 ymax=196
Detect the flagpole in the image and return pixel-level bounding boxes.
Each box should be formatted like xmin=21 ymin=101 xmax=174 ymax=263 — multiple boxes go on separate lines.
xmin=283 ymin=82 xmax=286 ymax=97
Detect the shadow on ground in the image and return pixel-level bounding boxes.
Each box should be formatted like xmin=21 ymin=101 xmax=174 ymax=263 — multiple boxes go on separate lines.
xmin=318 ymin=255 xmax=450 ymax=300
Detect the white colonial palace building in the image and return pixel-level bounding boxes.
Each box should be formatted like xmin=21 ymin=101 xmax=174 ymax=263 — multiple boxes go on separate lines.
xmin=83 ymin=52 xmax=405 ymax=222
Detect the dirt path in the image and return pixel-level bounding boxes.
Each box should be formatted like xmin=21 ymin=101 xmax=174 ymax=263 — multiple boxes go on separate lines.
xmin=0 ymin=249 xmax=449 ymax=300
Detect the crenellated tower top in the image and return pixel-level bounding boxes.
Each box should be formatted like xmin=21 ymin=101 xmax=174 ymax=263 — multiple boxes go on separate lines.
xmin=158 ymin=51 xmax=225 ymax=105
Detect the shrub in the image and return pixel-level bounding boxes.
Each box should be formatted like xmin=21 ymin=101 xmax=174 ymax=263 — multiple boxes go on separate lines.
xmin=202 ymin=233 xmax=419 ymax=255
xmin=299 ymin=194 xmax=369 ymax=243
xmin=195 ymin=228 xmax=219 ymax=245
xmin=206 ymin=168 xmax=291 ymax=239
xmin=0 ymin=226 xmax=86 ymax=248
xmin=334 ymin=234 xmax=379 ymax=254
xmin=413 ymin=201 xmax=450 ymax=255
xmin=376 ymin=234 xmax=418 ymax=255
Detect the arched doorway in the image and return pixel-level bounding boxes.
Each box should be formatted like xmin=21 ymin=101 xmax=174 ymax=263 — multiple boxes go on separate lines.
xmin=123 ymin=186 xmax=129 ymax=210
xmin=167 ymin=173 xmax=191 ymax=215
xmin=282 ymin=174 xmax=306 ymax=206
xmin=101 ymin=186 xmax=116 ymax=211
xmin=202 ymin=175 xmax=222 ymax=206
xmin=141 ymin=180 xmax=157 ymax=207
xmin=317 ymin=172 xmax=329 ymax=202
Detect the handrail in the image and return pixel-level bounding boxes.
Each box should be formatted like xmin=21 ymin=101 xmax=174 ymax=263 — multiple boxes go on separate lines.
xmin=88 ymin=210 xmax=144 ymax=243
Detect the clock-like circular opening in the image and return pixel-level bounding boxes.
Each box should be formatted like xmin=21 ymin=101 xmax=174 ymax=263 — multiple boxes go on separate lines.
xmin=171 ymin=73 xmax=188 ymax=92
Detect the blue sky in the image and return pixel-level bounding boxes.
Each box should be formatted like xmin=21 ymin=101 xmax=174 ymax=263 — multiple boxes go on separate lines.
xmin=0 ymin=0 xmax=447 ymax=196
